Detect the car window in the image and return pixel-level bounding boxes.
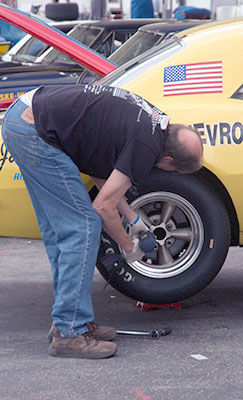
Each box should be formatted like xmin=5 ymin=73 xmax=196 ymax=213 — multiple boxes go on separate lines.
xmin=102 ymin=37 xmax=183 ymax=87
xmin=231 ymin=85 xmax=243 ymax=100
xmin=114 ymin=31 xmax=130 ymax=43
xmin=109 ymin=30 xmax=164 ymax=66
xmin=12 ymin=37 xmax=48 ymax=62
xmin=95 ymin=30 xmax=131 ymax=57
xmin=95 ymin=31 xmax=114 ymax=57
xmin=42 ymin=26 xmax=103 ymax=64
xmin=11 ymin=23 xmax=76 ymax=63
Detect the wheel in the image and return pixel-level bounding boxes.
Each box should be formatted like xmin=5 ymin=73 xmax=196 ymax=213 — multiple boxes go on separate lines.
xmin=96 ymin=169 xmax=231 ymax=303
xmin=45 ymin=3 xmax=79 ymax=21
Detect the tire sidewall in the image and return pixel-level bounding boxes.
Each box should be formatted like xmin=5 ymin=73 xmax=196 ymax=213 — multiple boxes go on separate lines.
xmin=97 ymin=169 xmax=230 ymax=303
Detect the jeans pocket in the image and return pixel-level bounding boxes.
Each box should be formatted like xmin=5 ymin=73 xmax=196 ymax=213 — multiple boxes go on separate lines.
xmin=4 ymin=128 xmax=40 ymax=168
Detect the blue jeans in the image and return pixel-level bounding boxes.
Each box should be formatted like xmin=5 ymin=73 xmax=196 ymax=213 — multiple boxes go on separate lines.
xmin=2 ymin=98 xmax=102 ymax=337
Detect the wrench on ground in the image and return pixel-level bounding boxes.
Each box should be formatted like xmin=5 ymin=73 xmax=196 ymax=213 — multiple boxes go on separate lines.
xmin=116 ymin=327 xmax=172 ymax=339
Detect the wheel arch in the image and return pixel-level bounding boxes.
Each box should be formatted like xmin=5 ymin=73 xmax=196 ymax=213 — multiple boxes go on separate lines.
xmin=89 ymin=166 xmax=239 ymax=246
xmin=193 ymin=167 xmax=239 ymax=246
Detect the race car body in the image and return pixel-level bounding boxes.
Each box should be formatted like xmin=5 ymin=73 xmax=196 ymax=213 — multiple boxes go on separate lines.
xmin=97 ymin=18 xmax=243 ymax=302
xmin=1 ymin=5 xmax=243 ymax=304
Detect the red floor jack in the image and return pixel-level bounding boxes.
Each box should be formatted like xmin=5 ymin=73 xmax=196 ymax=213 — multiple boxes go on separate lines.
xmin=136 ymin=301 xmax=181 ymax=312
xmin=136 ymin=232 xmax=181 ymax=313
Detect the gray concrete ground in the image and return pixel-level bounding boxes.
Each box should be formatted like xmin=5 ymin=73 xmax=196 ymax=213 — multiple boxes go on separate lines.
xmin=0 ymin=237 xmax=243 ymax=400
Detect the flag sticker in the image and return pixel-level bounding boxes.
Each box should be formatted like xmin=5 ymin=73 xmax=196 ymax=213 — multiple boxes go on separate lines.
xmin=163 ymin=61 xmax=223 ymax=96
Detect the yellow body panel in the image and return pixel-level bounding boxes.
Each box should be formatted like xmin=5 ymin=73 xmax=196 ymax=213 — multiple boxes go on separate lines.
xmin=0 ymin=141 xmax=93 ymax=238
xmin=0 ymin=41 xmax=10 ymax=54
xmin=118 ymin=19 xmax=243 ymax=242
xmin=1 ymin=19 xmax=243 ymax=241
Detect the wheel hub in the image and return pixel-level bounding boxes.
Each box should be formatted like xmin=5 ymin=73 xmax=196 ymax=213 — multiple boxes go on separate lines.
xmin=122 ymin=191 xmax=204 ymax=279
xmin=153 ymin=226 xmax=166 ymax=241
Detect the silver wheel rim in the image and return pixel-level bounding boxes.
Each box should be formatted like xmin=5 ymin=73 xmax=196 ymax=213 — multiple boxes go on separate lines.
xmin=122 ymin=191 xmax=204 ymax=279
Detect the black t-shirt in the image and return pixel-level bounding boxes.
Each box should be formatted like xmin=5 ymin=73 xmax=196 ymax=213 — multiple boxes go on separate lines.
xmin=32 ymin=84 xmax=170 ymax=185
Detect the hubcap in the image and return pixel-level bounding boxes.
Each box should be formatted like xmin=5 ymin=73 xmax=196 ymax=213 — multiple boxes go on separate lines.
xmin=122 ymin=191 xmax=204 ymax=278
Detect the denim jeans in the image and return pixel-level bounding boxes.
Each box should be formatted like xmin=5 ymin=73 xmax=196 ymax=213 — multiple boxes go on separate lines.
xmin=2 ymin=98 xmax=102 ymax=337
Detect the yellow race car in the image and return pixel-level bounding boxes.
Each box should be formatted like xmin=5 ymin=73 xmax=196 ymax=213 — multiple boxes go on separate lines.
xmin=1 ymin=8 xmax=242 ymax=304
xmin=97 ymin=18 xmax=243 ymax=303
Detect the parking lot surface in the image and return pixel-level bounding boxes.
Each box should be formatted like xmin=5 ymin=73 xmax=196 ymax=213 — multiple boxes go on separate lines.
xmin=1 ymin=237 xmax=243 ymax=400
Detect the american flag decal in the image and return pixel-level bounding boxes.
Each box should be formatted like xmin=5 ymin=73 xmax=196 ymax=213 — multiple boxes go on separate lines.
xmin=163 ymin=61 xmax=223 ymax=96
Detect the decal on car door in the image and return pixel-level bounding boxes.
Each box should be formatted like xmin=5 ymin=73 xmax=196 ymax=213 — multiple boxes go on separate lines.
xmin=163 ymin=61 xmax=223 ymax=96
xmin=193 ymin=122 xmax=243 ymax=146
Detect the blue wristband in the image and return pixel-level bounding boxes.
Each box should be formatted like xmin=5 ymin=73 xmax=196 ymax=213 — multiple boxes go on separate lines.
xmin=128 ymin=215 xmax=140 ymax=227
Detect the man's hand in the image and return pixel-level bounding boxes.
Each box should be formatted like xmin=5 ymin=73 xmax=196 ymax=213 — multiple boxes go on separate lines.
xmin=124 ymin=238 xmax=145 ymax=263
xmin=92 ymin=169 xmax=134 ymax=252
xmin=91 ymin=175 xmax=149 ymax=251
xmin=129 ymin=216 xmax=148 ymax=239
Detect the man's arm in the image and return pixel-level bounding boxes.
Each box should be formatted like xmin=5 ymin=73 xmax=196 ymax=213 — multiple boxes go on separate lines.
xmin=91 ymin=169 xmax=135 ymax=253
xmin=91 ymin=175 xmax=137 ymax=223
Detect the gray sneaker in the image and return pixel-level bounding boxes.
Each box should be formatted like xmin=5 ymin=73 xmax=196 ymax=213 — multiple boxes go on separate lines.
xmin=48 ymin=331 xmax=117 ymax=359
xmin=48 ymin=321 xmax=116 ymax=343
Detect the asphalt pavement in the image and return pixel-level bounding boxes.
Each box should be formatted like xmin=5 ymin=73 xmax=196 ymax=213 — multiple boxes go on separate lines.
xmin=1 ymin=237 xmax=243 ymax=400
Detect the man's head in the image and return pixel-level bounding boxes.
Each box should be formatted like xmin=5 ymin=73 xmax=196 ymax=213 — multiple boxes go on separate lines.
xmin=157 ymin=123 xmax=203 ymax=174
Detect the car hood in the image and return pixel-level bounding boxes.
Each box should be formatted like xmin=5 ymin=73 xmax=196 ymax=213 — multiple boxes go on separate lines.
xmin=0 ymin=60 xmax=23 ymax=69
xmin=0 ymin=59 xmax=83 ymax=73
xmin=0 ymin=70 xmax=80 ymax=100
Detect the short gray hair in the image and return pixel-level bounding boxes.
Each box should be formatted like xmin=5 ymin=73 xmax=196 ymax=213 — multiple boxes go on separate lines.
xmin=164 ymin=124 xmax=203 ymax=174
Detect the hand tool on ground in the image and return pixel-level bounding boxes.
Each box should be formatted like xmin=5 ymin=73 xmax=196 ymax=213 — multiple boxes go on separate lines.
xmin=116 ymin=327 xmax=172 ymax=339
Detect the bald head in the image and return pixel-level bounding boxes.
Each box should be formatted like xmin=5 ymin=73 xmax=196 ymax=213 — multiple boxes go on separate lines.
xmin=158 ymin=124 xmax=203 ymax=174
xmin=178 ymin=128 xmax=203 ymax=163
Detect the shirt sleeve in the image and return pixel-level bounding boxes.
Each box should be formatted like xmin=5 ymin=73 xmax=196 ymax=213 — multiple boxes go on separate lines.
xmin=114 ymin=139 xmax=157 ymax=185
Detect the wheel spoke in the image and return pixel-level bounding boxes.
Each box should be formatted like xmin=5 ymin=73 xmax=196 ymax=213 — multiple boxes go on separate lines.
xmin=117 ymin=190 xmax=204 ymax=279
xmin=170 ymin=228 xmax=192 ymax=241
xmin=158 ymin=245 xmax=174 ymax=265
xmin=136 ymin=208 xmax=153 ymax=228
xmin=160 ymin=202 xmax=176 ymax=224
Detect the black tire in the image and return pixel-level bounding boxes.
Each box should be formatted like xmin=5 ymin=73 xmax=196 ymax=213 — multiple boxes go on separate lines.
xmin=45 ymin=3 xmax=79 ymax=21
xmin=96 ymin=169 xmax=231 ymax=303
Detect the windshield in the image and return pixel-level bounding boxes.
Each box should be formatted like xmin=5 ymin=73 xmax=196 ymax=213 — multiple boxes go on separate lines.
xmin=109 ymin=30 xmax=164 ymax=65
xmin=42 ymin=25 xmax=103 ymax=64
xmin=12 ymin=36 xmax=48 ymax=63
xmin=101 ymin=36 xmax=183 ymax=87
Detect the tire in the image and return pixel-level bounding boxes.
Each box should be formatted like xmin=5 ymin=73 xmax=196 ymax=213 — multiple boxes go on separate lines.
xmin=96 ymin=169 xmax=231 ymax=303
xmin=45 ymin=3 xmax=79 ymax=21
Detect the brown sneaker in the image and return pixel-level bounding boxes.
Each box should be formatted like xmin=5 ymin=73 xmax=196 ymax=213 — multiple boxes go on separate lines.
xmin=87 ymin=322 xmax=116 ymax=341
xmin=48 ymin=322 xmax=116 ymax=343
xmin=48 ymin=331 xmax=117 ymax=359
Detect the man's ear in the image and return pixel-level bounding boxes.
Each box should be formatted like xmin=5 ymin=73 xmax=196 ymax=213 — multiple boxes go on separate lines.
xmin=156 ymin=156 xmax=176 ymax=171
